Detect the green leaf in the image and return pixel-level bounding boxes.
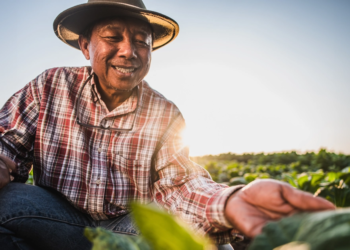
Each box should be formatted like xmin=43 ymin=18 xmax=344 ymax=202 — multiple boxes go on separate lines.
xmin=248 ymin=213 xmax=309 ymax=250
xmin=249 ymin=209 xmax=350 ymax=250
xmin=244 ymin=173 xmax=259 ymax=183
xmin=316 ymin=186 xmax=350 ymax=207
xmin=84 ymin=227 xmax=151 ymax=250
xmin=309 ymin=173 xmax=325 ymax=193
xmin=259 ymin=173 xmax=270 ymax=179
xmin=297 ymin=174 xmax=310 ymax=190
xmin=341 ymin=167 xmax=350 ymax=173
xmin=327 ymin=172 xmax=340 ymax=182
xmin=295 ymin=209 xmax=350 ymax=250
xmin=131 ymin=203 xmax=207 ymax=250
xmin=282 ymin=174 xmax=297 ymax=187
xmin=310 ymin=173 xmax=324 ymax=187
xmin=229 ymin=177 xmax=247 ymax=186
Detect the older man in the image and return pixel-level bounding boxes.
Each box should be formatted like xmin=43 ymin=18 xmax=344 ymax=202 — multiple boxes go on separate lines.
xmin=0 ymin=1 xmax=334 ymax=249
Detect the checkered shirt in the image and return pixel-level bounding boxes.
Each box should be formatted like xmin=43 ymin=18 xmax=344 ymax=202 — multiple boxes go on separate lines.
xmin=0 ymin=67 xmax=243 ymax=244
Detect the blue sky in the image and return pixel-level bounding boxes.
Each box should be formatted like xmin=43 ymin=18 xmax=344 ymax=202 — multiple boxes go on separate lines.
xmin=0 ymin=0 xmax=349 ymax=155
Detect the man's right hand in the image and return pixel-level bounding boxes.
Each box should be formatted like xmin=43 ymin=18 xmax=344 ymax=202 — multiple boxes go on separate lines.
xmin=0 ymin=154 xmax=17 ymax=189
xmin=0 ymin=127 xmax=17 ymax=189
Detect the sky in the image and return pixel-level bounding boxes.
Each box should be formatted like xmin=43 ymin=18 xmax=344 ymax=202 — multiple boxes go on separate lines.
xmin=0 ymin=0 xmax=349 ymax=156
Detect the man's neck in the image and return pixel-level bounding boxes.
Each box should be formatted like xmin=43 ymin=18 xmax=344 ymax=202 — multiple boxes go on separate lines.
xmin=95 ymin=79 xmax=134 ymax=112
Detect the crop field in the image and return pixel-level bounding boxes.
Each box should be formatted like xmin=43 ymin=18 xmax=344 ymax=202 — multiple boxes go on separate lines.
xmin=191 ymin=149 xmax=350 ymax=208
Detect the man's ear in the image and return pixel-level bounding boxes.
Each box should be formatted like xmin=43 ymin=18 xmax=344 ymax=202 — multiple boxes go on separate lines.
xmin=78 ymin=35 xmax=90 ymax=60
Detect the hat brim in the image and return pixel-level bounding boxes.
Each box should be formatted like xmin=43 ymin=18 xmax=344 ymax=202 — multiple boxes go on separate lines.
xmin=53 ymin=2 xmax=179 ymax=51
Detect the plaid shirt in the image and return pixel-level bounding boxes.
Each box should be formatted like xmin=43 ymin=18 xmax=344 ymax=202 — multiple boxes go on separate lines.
xmin=0 ymin=67 xmax=243 ymax=244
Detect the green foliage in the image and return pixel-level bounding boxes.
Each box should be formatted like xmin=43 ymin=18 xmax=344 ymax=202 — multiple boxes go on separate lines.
xmin=193 ymin=150 xmax=350 ymax=208
xmin=191 ymin=149 xmax=350 ymax=173
xmin=317 ymin=186 xmax=350 ymax=208
xmin=131 ymin=203 xmax=207 ymax=250
xmin=85 ymin=203 xmax=208 ymax=250
xmin=84 ymin=227 xmax=151 ymax=250
xmin=26 ymin=169 xmax=33 ymax=185
xmin=282 ymin=172 xmax=325 ymax=194
xmin=249 ymin=209 xmax=350 ymax=250
xmin=204 ymin=162 xmax=220 ymax=181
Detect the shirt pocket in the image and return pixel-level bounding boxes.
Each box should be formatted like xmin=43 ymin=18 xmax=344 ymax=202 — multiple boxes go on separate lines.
xmin=112 ymin=154 xmax=151 ymax=196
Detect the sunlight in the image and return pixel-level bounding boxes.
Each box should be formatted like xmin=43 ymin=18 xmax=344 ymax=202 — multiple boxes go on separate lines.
xmin=176 ymin=67 xmax=311 ymax=157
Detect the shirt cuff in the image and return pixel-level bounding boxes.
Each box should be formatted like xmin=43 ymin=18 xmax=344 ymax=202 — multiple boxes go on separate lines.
xmin=205 ymin=185 xmax=245 ymax=230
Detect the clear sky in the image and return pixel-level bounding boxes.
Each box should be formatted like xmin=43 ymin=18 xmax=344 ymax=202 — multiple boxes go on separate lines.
xmin=0 ymin=0 xmax=349 ymax=156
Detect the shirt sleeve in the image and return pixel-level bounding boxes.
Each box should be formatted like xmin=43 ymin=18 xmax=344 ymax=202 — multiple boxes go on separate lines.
xmin=152 ymin=113 xmax=245 ymax=244
xmin=0 ymin=74 xmax=43 ymax=182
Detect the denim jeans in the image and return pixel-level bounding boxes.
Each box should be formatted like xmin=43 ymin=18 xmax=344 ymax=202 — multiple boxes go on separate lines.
xmin=0 ymin=183 xmax=139 ymax=250
xmin=0 ymin=183 xmax=233 ymax=250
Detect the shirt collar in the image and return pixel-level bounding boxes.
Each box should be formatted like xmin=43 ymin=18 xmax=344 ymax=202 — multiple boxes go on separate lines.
xmin=86 ymin=70 xmax=143 ymax=117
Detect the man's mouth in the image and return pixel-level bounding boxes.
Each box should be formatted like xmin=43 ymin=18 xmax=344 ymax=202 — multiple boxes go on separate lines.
xmin=112 ymin=66 xmax=136 ymax=74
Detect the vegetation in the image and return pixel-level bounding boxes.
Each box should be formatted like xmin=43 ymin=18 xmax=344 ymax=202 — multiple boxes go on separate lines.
xmin=248 ymin=209 xmax=350 ymax=250
xmin=85 ymin=203 xmax=210 ymax=250
xmin=85 ymin=203 xmax=350 ymax=250
xmin=191 ymin=149 xmax=350 ymax=207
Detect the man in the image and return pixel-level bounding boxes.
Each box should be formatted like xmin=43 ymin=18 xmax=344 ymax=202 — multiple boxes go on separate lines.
xmin=0 ymin=0 xmax=334 ymax=249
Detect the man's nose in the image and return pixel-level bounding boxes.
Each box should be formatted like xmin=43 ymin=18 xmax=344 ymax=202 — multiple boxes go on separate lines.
xmin=118 ymin=38 xmax=137 ymax=59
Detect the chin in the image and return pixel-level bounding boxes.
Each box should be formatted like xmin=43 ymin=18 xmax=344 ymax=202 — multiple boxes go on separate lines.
xmin=110 ymin=83 xmax=137 ymax=92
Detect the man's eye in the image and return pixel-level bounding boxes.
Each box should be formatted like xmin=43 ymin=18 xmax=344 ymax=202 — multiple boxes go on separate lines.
xmin=136 ymin=40 xmax=149 ymax=46
xmin=104 ymin=36 xmax=122 ymax=41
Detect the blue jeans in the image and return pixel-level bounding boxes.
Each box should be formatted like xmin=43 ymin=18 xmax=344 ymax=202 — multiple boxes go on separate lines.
xmin=0 ymin=183 xmax=233 ymax=250
xmin=0 ymin=183 xmax=138 ymax=250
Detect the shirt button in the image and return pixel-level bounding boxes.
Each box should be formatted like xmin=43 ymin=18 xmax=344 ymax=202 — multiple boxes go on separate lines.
xmin=96 ymin=179 xmax=101 ymax=185
xmin=98 ymin=148 xmax=102 ymax=153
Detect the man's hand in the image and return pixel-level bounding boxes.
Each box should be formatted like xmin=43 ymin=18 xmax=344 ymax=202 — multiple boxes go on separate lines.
xmin=224 ymin=179 xmax=335 ymax=238
xmin=0 ymin=154 xmax=17 ymax=189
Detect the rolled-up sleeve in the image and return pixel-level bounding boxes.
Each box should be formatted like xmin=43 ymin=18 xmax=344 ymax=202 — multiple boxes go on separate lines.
xmin=0 ymin=74 xmax=43 ymax=182
xmin=152 ymin=114 xmax=244 ymax=244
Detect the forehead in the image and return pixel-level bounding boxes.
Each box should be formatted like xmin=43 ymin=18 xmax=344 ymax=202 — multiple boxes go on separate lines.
xmin=92 ymin=17 xmax=152 ymax=35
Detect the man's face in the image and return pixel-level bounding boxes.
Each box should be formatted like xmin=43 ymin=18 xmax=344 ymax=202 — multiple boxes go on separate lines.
xmin=79 ymin=18 xmax=152 ymax=92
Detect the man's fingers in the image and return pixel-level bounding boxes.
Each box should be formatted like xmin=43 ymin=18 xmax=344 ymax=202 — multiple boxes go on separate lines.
xmin=240 ymin=180 xmax=300 ymax=215
xmin=0 ymin=154 xmax=17 ymax=173
xmin=282 ymin=184 xmax=335 ymax=211
xmin=255 ymin=205 xmax=295 ymax=220
xmin=0 ymin=126 xmax=4 ymax=133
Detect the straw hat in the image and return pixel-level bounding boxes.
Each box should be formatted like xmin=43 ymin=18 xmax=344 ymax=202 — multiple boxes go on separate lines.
xmin=53 ymin=0 xmax=179 ymax=51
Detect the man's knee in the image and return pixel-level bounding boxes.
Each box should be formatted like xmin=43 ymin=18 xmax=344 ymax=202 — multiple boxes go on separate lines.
xmin=0 ymin=182 xmax=66 ymax=224
xmin=0 ymin=183 xmax=33 ymax=221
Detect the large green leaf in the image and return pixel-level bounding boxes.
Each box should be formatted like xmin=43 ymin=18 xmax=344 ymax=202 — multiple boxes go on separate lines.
xmin=295 ymin=209 xmax=350 ymax=249
xmin=249 ymin=209 xmax=350 ymax=250
xmin=248 ymin=213 xmax=309 ymax=250
xmin=131 ymin=203 xmax=207 ymax=250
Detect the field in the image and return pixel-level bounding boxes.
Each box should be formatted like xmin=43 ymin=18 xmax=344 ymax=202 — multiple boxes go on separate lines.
xmin=191 ymin=149 xmax=350 ymax=207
